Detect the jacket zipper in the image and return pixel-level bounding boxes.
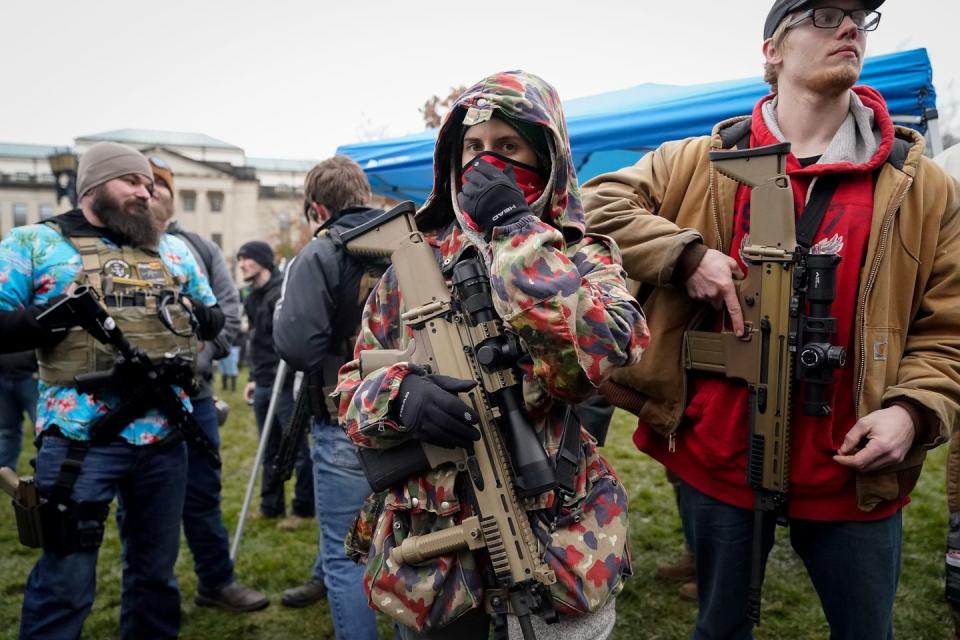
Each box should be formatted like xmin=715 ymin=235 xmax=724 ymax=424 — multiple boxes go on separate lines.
xmin=854 ymin=175 xmax=912 ymax=417
xmin=708 ymin=164 xmax=725 ymax=255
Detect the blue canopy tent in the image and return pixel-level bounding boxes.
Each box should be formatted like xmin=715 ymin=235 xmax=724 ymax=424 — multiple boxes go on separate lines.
xmin=336 ymin=48 xmax=936 ymax=204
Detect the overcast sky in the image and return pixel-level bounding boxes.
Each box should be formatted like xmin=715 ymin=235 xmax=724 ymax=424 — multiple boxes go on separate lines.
xmin=1 ymin=0 xmax=956 ymax=160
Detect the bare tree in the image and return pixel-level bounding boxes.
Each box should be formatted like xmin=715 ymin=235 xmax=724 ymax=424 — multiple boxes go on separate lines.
xmin=419 ymin=86 xmax=467 ymax=129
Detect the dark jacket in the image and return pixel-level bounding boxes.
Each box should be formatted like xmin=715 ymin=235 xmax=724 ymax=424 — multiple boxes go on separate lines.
xmin=273 ymin=206 xmax=386 ymax=419
xmin=244 ymin=270 xmax=285 ymax=386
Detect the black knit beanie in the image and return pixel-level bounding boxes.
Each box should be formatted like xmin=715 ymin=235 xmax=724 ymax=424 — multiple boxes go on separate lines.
xmin=237 ymin=241 xmax=274 ymax=271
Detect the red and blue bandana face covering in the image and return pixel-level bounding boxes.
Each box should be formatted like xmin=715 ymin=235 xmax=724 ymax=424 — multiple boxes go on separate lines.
xmin=457 ymin=151 xmax=547 ymax=234
xmin=460 ymin=151 xmax=547 ymax=205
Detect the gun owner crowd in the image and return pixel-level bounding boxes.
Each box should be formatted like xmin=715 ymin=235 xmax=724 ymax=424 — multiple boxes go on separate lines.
xmin=2 ymin=1 xmax=960 ymax=639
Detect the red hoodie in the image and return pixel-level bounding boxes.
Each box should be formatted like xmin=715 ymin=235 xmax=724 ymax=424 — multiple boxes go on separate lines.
xmin=636 ymin=86 xmax=903 ymax=521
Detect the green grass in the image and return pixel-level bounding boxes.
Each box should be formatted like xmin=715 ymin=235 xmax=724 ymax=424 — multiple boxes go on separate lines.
xmin=1 ymin=376 xmax=955 ymax=639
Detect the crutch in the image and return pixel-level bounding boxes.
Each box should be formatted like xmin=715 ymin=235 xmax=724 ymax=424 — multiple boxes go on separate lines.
xmin=230 ymin=359 xmax=289 ymax=561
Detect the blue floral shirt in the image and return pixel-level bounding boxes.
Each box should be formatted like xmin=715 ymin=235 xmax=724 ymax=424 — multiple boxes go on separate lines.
xmin=0 ymin=223 xmax=216 ymax=444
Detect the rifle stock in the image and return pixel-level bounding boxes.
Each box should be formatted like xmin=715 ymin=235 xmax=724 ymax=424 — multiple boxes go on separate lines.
xmin=343 ymin=203 xmax=557 ymax=636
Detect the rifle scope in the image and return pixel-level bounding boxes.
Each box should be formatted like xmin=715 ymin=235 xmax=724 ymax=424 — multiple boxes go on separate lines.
xmin=797 ymin=253 xmax=846 ymax=416
xmin=452 ymin=259 xmax=556 ymax=498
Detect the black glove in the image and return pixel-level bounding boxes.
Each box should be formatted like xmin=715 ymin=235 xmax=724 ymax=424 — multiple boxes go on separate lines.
xmin=391 ymin=373 xmax=481 ymax=449
xmin=457 ymin=159 xmax=532 ymax=235
xmin=188 ymin=299 xmax=225 ymax=341
xmin=18 ymin=295 xmax=74 ymax=350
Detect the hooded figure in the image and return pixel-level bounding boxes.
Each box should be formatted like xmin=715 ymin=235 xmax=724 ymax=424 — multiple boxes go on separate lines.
xmin=336 ymin=71 xmax=649 ymax=638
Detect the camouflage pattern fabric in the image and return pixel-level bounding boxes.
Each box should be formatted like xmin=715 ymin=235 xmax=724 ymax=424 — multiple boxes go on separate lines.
xmin=335 ymin=70 xmax=649 ymax=633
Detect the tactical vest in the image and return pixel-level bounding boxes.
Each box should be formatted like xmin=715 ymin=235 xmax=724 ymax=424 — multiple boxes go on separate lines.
xmin=37 ymin=226 xmax=197 ymax=386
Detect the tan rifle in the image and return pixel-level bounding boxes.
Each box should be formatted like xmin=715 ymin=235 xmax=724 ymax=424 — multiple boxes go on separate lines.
xmin=341 ymin=201 xmax=557 ymax=639
xmin=684 ymin=142 xmax=845 ymax=623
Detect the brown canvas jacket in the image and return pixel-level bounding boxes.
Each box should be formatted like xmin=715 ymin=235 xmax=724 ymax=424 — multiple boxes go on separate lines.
xmin=583 ymin=116 xmax=960 ymax=511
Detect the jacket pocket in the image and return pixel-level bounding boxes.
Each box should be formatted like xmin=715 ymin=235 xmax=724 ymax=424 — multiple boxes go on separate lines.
xmin=859 ymin=327 xmax=904 ymax=415
xmin=365 ymin=467 xmax=482 ymax=633
xmin=536 ymin=463 xmax=632 ymax=616
xmin=855 ymin=446 xmax=927 ymax=511
xmin=895 ymin=213 xmax=922 ymax=265
xmin=345 ymin=490 xmax=385 ymax=564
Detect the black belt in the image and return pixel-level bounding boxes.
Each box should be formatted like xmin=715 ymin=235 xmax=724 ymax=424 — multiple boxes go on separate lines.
xmin=42 ymin=423 xmax=183 ymax=451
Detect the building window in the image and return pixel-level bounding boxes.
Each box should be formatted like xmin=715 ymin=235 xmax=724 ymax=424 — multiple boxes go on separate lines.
xmin=181 ymin=190 xmax=196 ymax=212
xmin=13 ymin=203 xmax=28 ymax=227
xmin=211 ymin=233 xmax=223 ymax=248
xmin=39 ymin=204 xmax=55 ymax=220
xmin=207 ymin=191 xmax=224 ymax=213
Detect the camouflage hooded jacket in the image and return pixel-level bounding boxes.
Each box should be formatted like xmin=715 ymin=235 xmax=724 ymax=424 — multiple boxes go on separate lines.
xmin=335 ymin=71 xmax=650 ymax=632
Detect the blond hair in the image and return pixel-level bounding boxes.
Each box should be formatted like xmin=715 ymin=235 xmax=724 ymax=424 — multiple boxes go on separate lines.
xmin=303 ymin=155 xmax=371 ymax=219
xmin=763 ymin=12 xmax=797 ymax=93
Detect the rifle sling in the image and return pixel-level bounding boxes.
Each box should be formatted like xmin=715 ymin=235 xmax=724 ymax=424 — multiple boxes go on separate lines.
xmin=554 ymin=405 xmax=582 ymax=498
xmin=50 ymin=437 xmax=90 ymax=508
xmin=796 ymin=176 xmax=840 ymax=250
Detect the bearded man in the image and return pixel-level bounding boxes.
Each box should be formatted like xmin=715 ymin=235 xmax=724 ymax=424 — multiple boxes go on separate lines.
xmin=584 ymin=1 xmax=960 ymax=638
xmin=0 ymin=141 xmax=224 ymax=639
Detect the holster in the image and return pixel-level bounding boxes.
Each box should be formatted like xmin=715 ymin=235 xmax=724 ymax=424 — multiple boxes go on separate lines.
xmin=7 ymin=472 xmax=110 ymax=554
xmin=39 ymin=499 xmax=110 ymax=556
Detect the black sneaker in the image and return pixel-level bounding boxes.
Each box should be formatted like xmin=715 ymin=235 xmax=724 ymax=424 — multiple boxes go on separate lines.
xmin=281 ymin=578 xmax=328 ymax=608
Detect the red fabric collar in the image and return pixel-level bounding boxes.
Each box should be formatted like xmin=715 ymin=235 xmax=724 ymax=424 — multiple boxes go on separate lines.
xmin=750 ymin=86 xmax=894 ymax=177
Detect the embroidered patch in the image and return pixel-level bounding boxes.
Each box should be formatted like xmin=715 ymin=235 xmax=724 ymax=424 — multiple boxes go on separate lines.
xmin=873 ymin=338 xmax=888 ymax=361
xmin=136 ymin=261 xmax=166 ymax=284
xmin=102 ymin=259 xmax=131 ymax=278
xmin=462 ymin=106 xmax=493 ymax=126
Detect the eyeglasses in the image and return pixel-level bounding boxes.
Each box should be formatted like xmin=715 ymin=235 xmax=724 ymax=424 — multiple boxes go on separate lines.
xmin=786 ymin=7 xmax=882 ymax=32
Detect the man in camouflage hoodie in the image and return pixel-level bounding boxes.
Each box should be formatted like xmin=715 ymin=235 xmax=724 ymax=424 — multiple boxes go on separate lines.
xmin=335 ymin=71 xmax=649 ymax=639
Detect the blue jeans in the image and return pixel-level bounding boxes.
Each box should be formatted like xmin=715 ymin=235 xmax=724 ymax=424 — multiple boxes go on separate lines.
xmin=182 ymin=397 xmax=235 ymax=591
xmin=678 ymin=481 xmax=902 ymax=640
xmin=218 ymin=346 xmax=240 ymax=377
xmin=311 ymin=418 xmax=377 ymax=640
xmin=253 ymin=382 xmax=313 ymax=517
xmin=20 ymin=436 xmax=187 ymax=640
xmin=0 ymin=374 xmax=38 ymax=470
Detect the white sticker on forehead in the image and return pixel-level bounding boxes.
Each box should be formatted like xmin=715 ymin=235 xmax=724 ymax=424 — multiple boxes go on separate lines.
xmin=463 ymin=106 xmax=494 ymax=126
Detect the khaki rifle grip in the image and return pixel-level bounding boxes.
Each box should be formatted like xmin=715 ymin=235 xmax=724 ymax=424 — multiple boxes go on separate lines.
xmin=390 ymin=516 xmax=484 ymax=565
xmin=358 ymin=343 xmax=416 ymax=379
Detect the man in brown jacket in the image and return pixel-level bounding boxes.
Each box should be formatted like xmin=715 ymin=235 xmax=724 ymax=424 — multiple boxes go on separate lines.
xmin=584 ymin=0 xmax=960 ymax=638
